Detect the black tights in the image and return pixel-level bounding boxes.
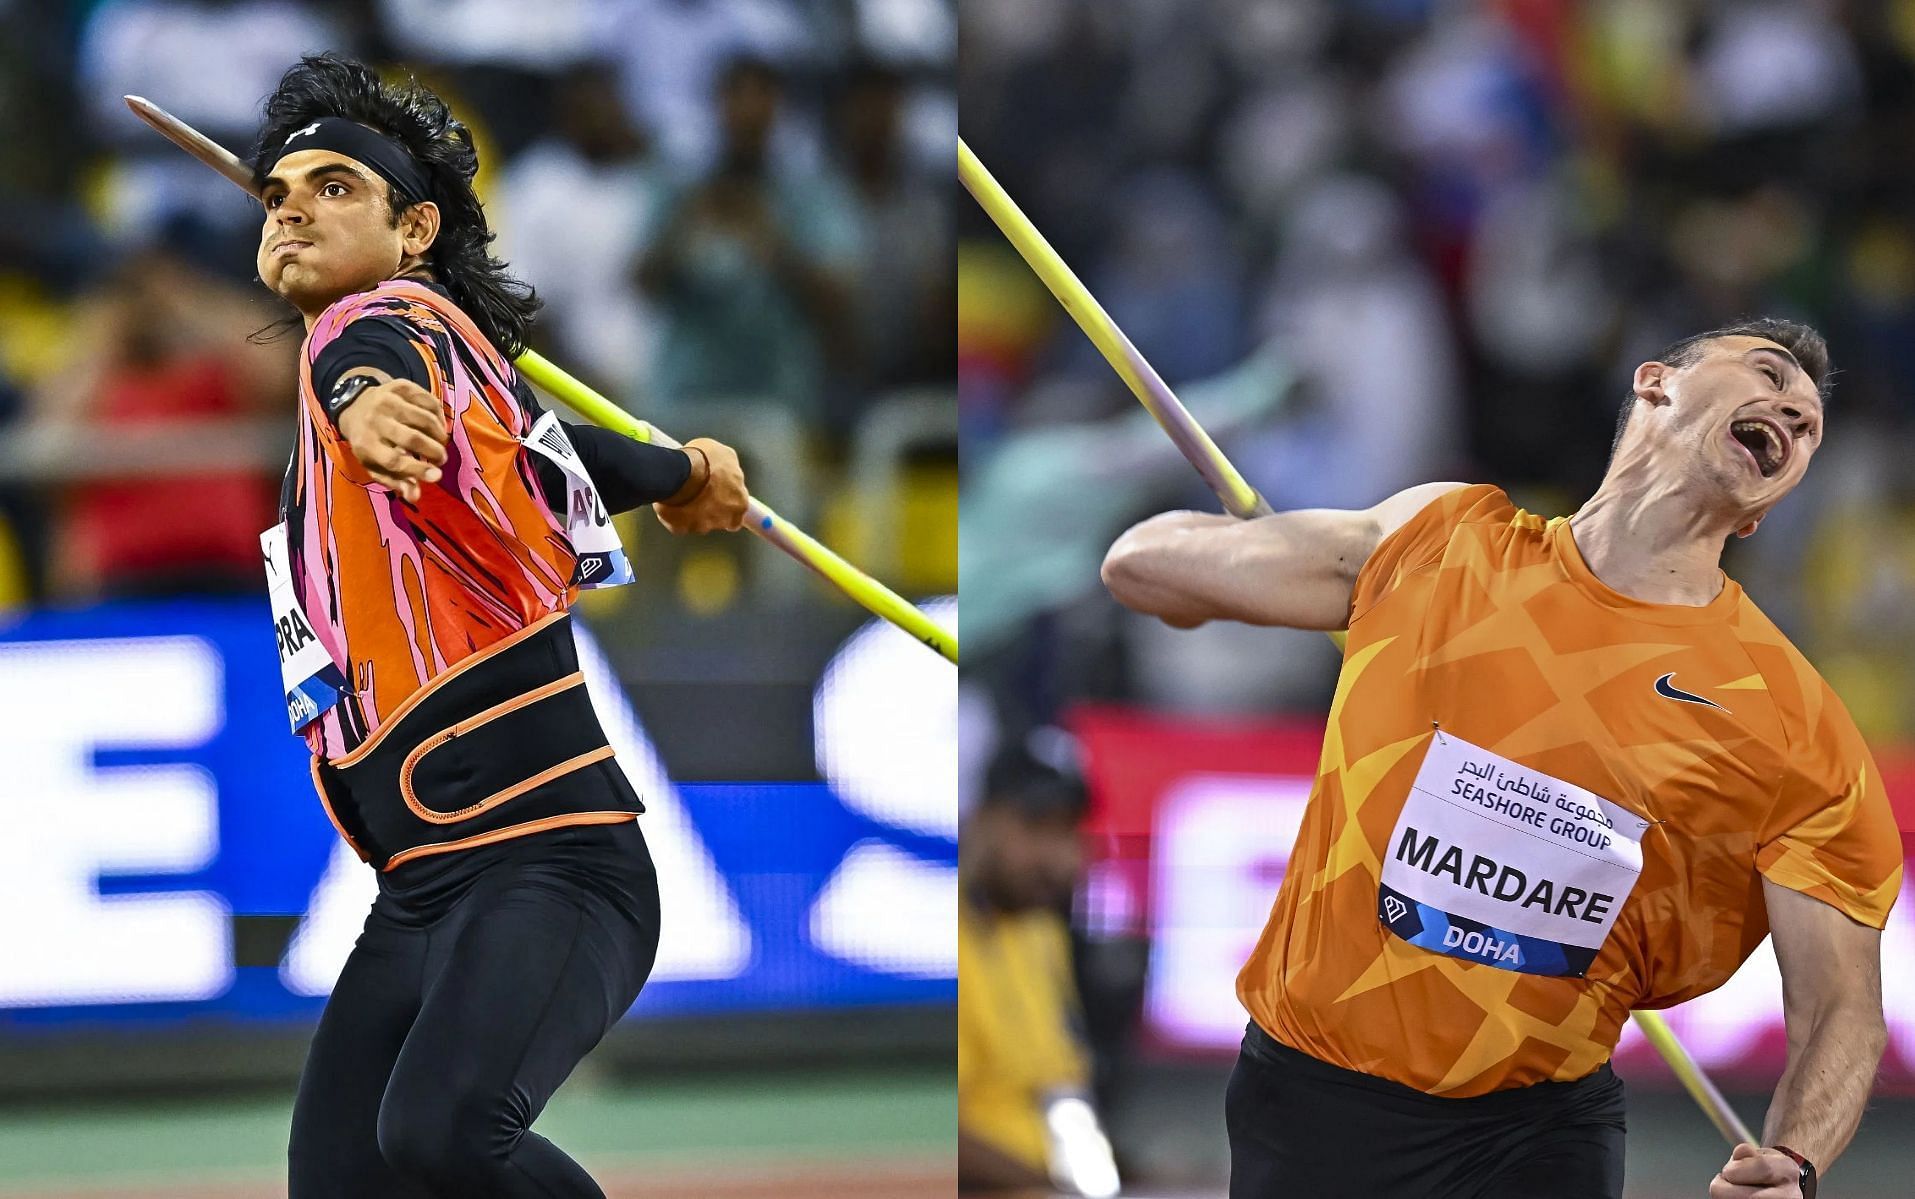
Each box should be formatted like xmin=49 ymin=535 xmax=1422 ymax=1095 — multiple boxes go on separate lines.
xmin=288 ymin=819 xmax=660 ymax=1198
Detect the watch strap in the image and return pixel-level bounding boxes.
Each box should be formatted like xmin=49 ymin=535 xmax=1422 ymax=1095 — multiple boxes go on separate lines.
xmin=326 ymin=373 xmax=378 ymax=424
xmin=1771 ymin=1146 xmax=1816 ymax=1198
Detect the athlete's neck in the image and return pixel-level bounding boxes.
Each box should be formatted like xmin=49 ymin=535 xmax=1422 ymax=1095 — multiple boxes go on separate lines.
xmin=1568 ymin=467 xmax=1736 ymax=607
xmin=296 ymin=264 xmax=438 ymax=333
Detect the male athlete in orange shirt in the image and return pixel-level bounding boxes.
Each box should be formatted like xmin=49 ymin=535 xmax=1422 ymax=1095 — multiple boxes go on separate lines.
xmin=1103 ymin=319 xmax=1901 ymax=1199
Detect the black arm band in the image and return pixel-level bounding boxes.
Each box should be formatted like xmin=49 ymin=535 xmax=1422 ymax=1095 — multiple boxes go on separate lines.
xmin=312 ymin=318 xmax=433 ymax=430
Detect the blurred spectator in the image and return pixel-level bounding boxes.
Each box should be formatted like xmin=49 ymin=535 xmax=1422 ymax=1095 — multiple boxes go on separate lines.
xmin=80 ymin=0 xmax=349 ymax=143
xmin=375 ymin=0 xmax=603 ymax=157
xmin=1248 ymin=172 xmax=1459 ymax=512
xmin=376 ymin=0 xmax=602 ymax=70
xmin=605 ymin=0 xmax=816 ymax=173
xmin=79 ymin=0 xmax=355 ymax=258
xmin=28 ymin=248 xmax=290 ymax=600
xmin=0 ymin=0 xmax=85 ymax=225
xmin=638 ymin=55 xmax=860 ymax=426
xmin=0 ymin=363 xmax=40 ymax=605
xmin=1058 ymin=169 xmax=1244 ymax=390
xmin=497 ymin=60 xmax=667 ymax=390
xmin=835 ymin=60 xmax=953 ymax=418
xmin=958 ymin=739 xmax=1117 ymax=1196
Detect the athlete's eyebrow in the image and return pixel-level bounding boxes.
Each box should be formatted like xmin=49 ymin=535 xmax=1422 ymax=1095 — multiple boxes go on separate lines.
xmin=1745 ymin=344 xmax=1804 ymax=380
xmin=260 ymin=161 xmax=372 ymax=198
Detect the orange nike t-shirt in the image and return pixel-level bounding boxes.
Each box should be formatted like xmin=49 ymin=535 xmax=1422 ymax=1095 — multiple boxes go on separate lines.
xmin=1237 ymin=484 xmax=1904 ymax=1097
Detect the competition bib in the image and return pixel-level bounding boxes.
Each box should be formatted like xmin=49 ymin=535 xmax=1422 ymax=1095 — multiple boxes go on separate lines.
xmin=261 ymin=522 xmax=349 ymax=734
xmin=521 ymin=410 xmax=635 ymax=589
xmin=1377 ymin=731 xmax=1650 ymax=977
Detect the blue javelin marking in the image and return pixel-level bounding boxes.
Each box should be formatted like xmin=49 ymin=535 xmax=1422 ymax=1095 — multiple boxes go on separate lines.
xmin=760 ymin=515 xmax=773 ymax=530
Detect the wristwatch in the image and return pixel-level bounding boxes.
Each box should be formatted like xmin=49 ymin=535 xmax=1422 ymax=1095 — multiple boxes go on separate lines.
xmin=1772 ymin=1146 xmax=1816 ymax=1199
xmin=326 ymin=373 xmax=378 ymax=424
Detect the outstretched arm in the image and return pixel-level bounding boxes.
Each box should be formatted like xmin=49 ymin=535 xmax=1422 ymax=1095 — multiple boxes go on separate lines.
xmin=1099 ymin=482 xmax=1465 ymax=630
xmin=1710 ymin=880 xmax=1887 ymax=1197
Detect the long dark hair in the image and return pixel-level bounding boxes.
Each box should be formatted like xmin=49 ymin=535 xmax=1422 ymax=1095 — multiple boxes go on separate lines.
xmin=251 ymin=54 xmax=539 ymax=356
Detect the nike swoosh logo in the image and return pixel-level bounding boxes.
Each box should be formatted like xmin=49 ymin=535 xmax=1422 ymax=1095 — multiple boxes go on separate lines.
xmin=1654 ymin=672 xmax=1728 ymax=712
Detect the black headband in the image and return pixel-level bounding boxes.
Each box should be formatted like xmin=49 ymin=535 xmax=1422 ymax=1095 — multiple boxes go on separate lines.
xmin=265 ymin=117 xmax=432 ymax=208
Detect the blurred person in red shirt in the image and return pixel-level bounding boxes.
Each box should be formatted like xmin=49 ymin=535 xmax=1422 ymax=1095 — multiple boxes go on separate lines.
xmin=31 ymin=245 xmax=292 ymax=598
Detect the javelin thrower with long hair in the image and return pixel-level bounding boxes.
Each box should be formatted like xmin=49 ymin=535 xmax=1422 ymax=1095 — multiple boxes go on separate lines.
xmin=232 ymin=54 xmax=750 ymax=1196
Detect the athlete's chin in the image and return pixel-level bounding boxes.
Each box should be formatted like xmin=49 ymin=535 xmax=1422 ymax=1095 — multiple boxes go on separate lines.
xmin=1696 ymin=457 xmax=1769 ymax=505
xmin=272 ymin=266 xmax=358 ymax=318
xmin=1722 ymin=469 xmax=1801 ymax=515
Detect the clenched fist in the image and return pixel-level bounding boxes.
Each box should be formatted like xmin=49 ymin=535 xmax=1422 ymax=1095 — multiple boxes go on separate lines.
xmin=654 ymin=437 xmax=748 ymax=535
xmin=1709 ymin=1143 xmax=1803 ymax=1199
xmin=335 ymin=374 xmax=449 ymax=504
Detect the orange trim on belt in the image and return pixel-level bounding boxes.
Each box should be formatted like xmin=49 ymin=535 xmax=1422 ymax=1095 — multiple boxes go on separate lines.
xmin=382 ymin=811 xmax=637 ymax=871
xmin=398 ymin=672 xmax=596 ymax=823
xmin=402 ymin=744 xmax=615 ymax=825
xmin=329 ymin=610 xmax=568 ymax=768
xmin=309 ymin=755 xmax=370 ymax=863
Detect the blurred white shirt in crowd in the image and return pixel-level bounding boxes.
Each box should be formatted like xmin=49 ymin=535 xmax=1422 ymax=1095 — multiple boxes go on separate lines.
xmin=496 ymin=140 xmax=667 ymax=387
xmin=1696 ymin=0 xmax=1860 ymax=135
xmin=81 ymin=0 xmax=343 ymax=138
xmin=604 ymin=0 xmax=815 ymax=172
xmin=1252 ymin=174 xmax=1459 ymax=511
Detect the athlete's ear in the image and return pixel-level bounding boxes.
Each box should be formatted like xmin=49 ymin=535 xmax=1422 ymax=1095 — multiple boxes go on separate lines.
xmin=1633 ymin=360 xmax=1671 ymax=406
xmin=399 ymin=201 xmax=440 ymax=258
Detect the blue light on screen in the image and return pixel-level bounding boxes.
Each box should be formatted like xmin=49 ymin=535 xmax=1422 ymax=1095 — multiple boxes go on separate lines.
xmin=0 ymin=598 xmax=956 ymax=1030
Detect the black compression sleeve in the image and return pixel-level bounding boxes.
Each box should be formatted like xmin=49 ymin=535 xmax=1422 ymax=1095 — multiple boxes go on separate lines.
xmin=531 ymin=423 xmax=692 ymax=516
xmin=311 ymin=318 xmax=432 ymax=424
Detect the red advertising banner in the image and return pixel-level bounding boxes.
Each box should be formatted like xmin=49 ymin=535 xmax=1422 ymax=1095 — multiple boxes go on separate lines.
xmin=1069 ymin=705 xmax=1915 ymax=1094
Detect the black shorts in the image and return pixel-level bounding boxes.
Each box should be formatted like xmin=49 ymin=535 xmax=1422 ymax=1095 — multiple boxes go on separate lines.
xmin=1226 ymin=1023 xmax=1627 ymax=1199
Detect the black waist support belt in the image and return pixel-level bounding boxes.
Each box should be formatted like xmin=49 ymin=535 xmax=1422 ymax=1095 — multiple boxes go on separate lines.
xmin=308 ymin=612 xmax=639 ymax=871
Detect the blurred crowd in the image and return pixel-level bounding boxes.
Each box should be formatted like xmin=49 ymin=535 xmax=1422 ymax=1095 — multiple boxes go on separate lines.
xmin=958 ymin=0 xmax=1915 ymax=746
xmin=0 ymin=0 xmax=955 ymax=614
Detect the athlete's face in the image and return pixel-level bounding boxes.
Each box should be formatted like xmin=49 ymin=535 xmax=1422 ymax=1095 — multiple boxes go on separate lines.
xmin=1631 ymin=335 xmax=1824 ymax=533
xmin=256 ymin=149 xmax=439 ymax=318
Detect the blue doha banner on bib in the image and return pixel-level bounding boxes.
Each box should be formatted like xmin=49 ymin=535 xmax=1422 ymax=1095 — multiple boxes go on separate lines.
xmin=0 ymin=598 xmax=957 ymax=1030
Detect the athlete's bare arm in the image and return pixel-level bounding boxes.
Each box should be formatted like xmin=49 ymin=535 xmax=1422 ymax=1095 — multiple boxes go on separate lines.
xmin=1100 ymin=482 xmax=1467 ymax=630
xmin=1710 ymin=881 xmax=1887 ymax=1197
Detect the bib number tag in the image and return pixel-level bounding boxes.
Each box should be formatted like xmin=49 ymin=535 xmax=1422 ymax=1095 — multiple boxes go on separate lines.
xmin=261 ymin=522 xmax=349 ymax=734
xmin=522 ymin=410 xmax=634 ymax=589
xmin=1377 ymin=732 xmax=1650 ymax=977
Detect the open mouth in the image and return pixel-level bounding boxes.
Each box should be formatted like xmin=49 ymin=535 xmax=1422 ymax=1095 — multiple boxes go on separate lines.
xmin=1729 ymin=417 xmax=1788 ymax=478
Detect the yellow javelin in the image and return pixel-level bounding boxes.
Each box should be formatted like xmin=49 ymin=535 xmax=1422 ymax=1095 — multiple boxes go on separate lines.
xmin=959 ymin=138 xmax=1269 ymax=521
xmin=1631 ymin=1009 xmax=1756 ymax=1145
xmin=515 ymin=351 xmax=958 ymax=663
xmin=963 ymin=135 xmax=1757 ymax=1146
